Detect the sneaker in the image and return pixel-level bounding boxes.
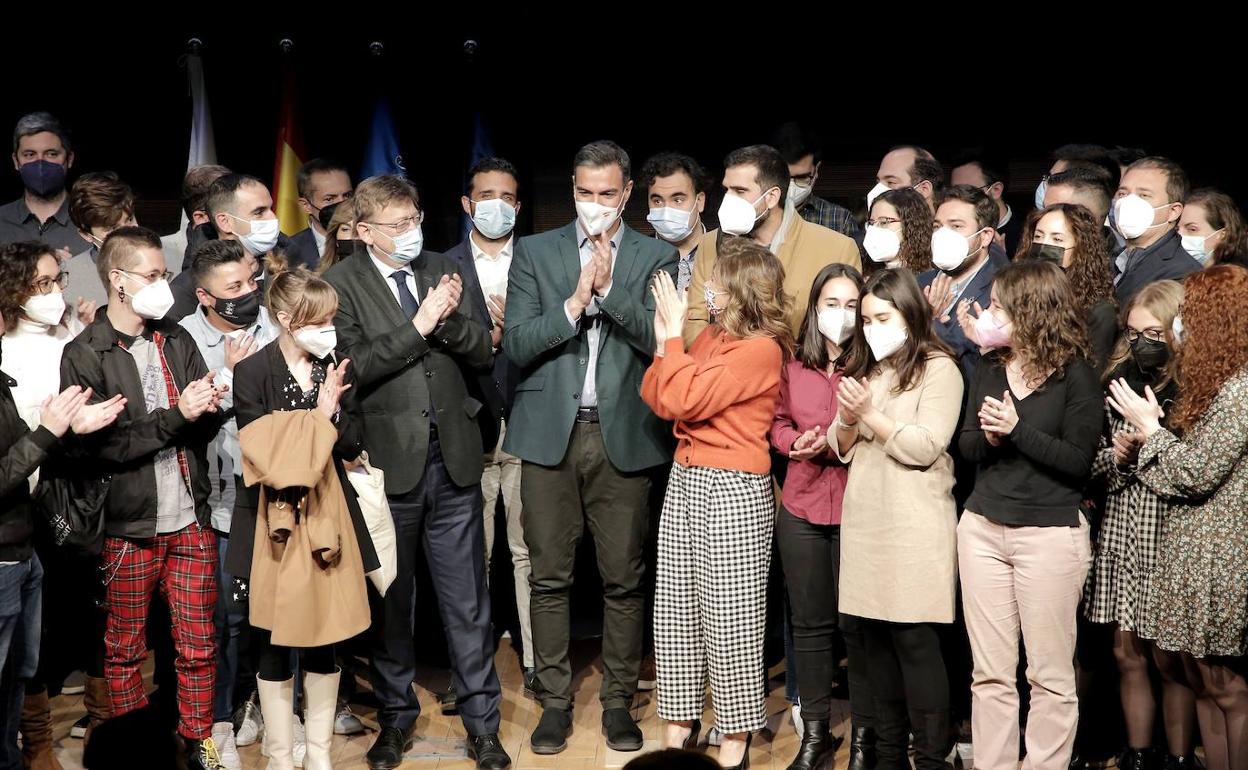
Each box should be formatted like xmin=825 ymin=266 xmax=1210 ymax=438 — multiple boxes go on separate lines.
xmin=232 ymin=695 xmax=264 ymax=747
xmin=637 ymin=655 xmax=657 ymax=691
xmin=212 ymin=722 xmax=242 ymax=770
xmin=334 ymin=701 xmax=367 ymax=736
xmin=62 ymin=670 xmax=87 ymax=695
xmin=186 ymin=737 xmax=227 ymax=770
xmin=70 ymin=713 xmax=90 ymax=739
xmin=791 ymin=703 xmax=804 ymax=739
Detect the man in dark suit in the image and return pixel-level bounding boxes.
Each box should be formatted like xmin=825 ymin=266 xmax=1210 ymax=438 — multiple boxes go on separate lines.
xmin=286 ymin=158 xmax=354 ymax=271
xmin=322 ymin=175 xmax=508 ymax=770
xmin=1111 ymin=157 xmax=1200 ymax=304
xmin=504 ymin=141 xmax=677 ymax=755
xmin=444 ymin=157 xmax=535 ymax=690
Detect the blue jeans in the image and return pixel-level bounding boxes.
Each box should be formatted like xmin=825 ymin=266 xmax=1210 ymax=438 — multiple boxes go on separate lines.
xmin=0 ymin=555 xmax=44 ymax=770
xmin=214 ymin=531 xmax=251 ymax=723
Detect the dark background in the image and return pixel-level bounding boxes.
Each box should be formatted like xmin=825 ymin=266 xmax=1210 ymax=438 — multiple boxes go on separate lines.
xmin=3 ymin=23 xmax=1241 ymax=251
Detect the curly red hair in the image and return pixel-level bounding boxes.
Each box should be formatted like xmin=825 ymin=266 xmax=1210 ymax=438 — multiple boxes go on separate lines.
xmin=1171 ymin=264 xmax=1248 ymax=431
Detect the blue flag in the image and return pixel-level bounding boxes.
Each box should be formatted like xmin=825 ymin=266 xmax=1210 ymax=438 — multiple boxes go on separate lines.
xmin=361 ymin=98 xmax=406 ymax=180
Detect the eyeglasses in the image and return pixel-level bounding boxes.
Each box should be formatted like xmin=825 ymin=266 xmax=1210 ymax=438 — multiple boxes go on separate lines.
xmin=368 ymin=212 xmax=425 ymax=234
xmin=31 ymin=271 xmax=69 ymax=295
xmin=867 ymin=217 xmax=901 ymax=228
xmin=1124 ymin=328 xmax=1166 ymax=343
xmin=120 ymin=269 xmax=173 ymax=284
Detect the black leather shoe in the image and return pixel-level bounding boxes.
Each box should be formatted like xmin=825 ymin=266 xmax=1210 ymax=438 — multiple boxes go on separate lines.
xmin=787 ymin=719 xmax=843 ymax=770
xmin=522 ymin=668 xmax=539 ymax=699
xmin=367 ymin=725 xmax=415 ymax=770
xmin=1164 ymin=755 xmax=1197 ymax=770
xmin=470 ymin=733 xmax=512 ymax=769
xmin=721 ymin=732 xmax=753 ymax=770
xmin=846 ymin=725 xmax=877 ymax=770
xmin=602 ymin=707 xmax=643 ymax=751
xmin=530 ymin=707 xmax=572 ymax=755
xmin=684 ymin=720 xmax=701 ymax=750
xmin=440 ymin=682 xmax=459 ymax=715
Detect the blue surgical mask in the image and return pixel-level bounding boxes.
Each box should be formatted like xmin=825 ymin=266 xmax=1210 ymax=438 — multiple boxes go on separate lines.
xmin=472 ymin=199 xmax=516 ymax=240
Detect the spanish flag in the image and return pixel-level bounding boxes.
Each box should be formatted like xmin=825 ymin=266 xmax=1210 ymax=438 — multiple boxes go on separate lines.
xmin=273 ymin=60 xmax=305 ymax=236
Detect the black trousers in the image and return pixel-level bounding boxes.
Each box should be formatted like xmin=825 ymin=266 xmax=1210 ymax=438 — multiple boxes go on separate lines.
xmin=777 ymin=506 xmax=873 ymax=725
xmin=857 ymin=617 xmax=951 ymax=770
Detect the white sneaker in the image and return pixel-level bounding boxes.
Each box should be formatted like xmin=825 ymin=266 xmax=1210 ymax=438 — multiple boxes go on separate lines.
xmin=791 ymin=703 xmax=804 ymax=739
xmin=62 ymin=670 xmax=87 ymax=695
xmin=334 ymin=701 xmax=367 ymax=736
xmin=212 ymin=722 xmax=243 ymax=770
xmin=293 ymin=713 xmax=306 ymax=768
xmin=233 ymin=695 xmax=264 ymax=747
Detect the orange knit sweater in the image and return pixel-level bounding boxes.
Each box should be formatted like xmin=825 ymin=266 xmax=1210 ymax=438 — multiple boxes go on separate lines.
xmin=641 ymin=330 xmax=783 ymax=475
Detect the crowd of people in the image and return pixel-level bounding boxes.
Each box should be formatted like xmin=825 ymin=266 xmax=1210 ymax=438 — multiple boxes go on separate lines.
xmin=2 ymin=110 xmax=1247 ymax=770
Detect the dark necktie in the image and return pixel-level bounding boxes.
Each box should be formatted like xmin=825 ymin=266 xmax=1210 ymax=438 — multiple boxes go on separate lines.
xmin=390 ymin=270 xmax=419 ymax=319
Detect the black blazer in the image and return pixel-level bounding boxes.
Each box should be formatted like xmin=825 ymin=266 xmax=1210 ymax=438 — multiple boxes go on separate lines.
xmin=225 ymin=341 xmax=378 ymax=579
xmin=1114 ymin=229 xmax=1201 ymax=305
xmin=285 ymin=228 xmax=321 ymax=271
xmin=323 ymin=250 xmax=493 ymax=495
xmin=442 ymin=238 xmax=520 ymax=451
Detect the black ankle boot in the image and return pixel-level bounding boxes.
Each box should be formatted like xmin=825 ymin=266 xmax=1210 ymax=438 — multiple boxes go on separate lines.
xmin=846 ymin=725 xmax=877 ymax=770
xmin=1118 ymin=747 xmax=1152 ymax=770
xmin=786 ymin=719 xmax=842 ymax=770
xmin=1163 ymin=754 xmax=1198 ymax=770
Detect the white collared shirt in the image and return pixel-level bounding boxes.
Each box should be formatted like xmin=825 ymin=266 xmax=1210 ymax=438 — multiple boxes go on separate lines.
xmin=470 ymin=232 xmax=514 ymax=302
xmin=369 ymin=248 xmax=418 ymax=310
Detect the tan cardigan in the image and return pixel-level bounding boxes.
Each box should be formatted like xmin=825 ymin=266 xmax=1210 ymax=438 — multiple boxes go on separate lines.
xmin=682 ymin=217 xmax=862 ymax=346
xmin=835 ymin=354 xmax=964 ymax=623
xmin=241 ymin=409 xmax=370 ymax=648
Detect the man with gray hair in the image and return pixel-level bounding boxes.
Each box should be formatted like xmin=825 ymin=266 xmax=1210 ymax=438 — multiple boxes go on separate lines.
xmin=0 ymin=112 xmax=89 ymax=255
xmin=504 ymin=140 xmax=677 ymax=755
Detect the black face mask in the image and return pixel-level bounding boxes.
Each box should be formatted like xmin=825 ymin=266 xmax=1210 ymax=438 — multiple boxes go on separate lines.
xmin=335 ymin=239 xmax=357 ymax=259
xmin=1130 ymin=336 xmax=1170 ymax=371
xmin=209 ymin=287 xmax=262 ymax=328
xmin=1028 ymin=242 xmax=1067 ymax=264
xmin=317 ymin=201 xmax=342 ymax=232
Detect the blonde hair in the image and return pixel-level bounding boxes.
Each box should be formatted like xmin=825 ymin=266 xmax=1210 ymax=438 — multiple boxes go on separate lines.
xmin=1102 ymin=279 xmax=1183 ymax=389
xmin=711 ymin=237 xmax=794 ymax=358
xmin=265 ymin=249 xmax=339 ymax=329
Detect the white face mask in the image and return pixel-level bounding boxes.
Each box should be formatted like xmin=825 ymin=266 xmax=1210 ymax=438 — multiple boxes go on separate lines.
xmin=124 ymin=276 xmax=175 ymax=320
xmin=863 ymin=225 xmax=902 ymax=263
xmin=472 ymin=198 xmax=516 ymax=240
xmin=863 ymin=322 xmax=908 ymax=361
xmin=1034 ymin=179 xmax=1048 ymax=210
xmin=647 ymin=206 xmax=697 ymax=243
xmin=293 ymin=325 xmax=337 ymax=360
xmin=1181 ymin=230 xmax=1221 ymax=264
xmin=373 ymin=224 xmax=424 ymax=264
xmin=788 ymin=179 xmax=814 ymax=209
xmin=931 ymin=227 xmax=985 ymax=272
xmin=229 ymin=214 xmax=281 ymax=256
xmin=718 ymin=190 xmax=772 ymax=237
xmin=576 ymin=199 xmax=624 ymax=237
xmin=866 ymin=182 xmax=890 ymax=210
xmin=22 ymin=292 xmax=67 ymax=327
xmin=817 ymin=306 xmax=854 ymax=344
xmin=1114 ymin=194 xmax=1171 ymax=240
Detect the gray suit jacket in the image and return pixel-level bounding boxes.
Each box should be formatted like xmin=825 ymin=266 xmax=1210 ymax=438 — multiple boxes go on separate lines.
xmin=324 ymin=250 xmax=493 ymax=494
xmin=503 ymin=222 xmax=677 ymax=472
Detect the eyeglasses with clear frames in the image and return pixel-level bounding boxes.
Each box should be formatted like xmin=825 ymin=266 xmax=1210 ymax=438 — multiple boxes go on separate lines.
xmin=867 ymin=217 xmax=902 ymax=228
xmin=120 ymin=269 xmax=173 ymax=284
xmin=368 ymin=211 xmax=425 ymax=234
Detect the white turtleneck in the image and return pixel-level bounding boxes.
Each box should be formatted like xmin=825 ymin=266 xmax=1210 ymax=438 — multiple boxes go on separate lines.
xmin=2 ymin=316 xmax=81 ymax=431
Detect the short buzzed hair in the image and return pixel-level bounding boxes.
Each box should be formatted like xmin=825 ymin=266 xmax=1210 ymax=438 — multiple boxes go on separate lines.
xmin=206 ymin=174 xmax=265 ymax=220
xmin=97 ymin=226 xmax=163 ymax=289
